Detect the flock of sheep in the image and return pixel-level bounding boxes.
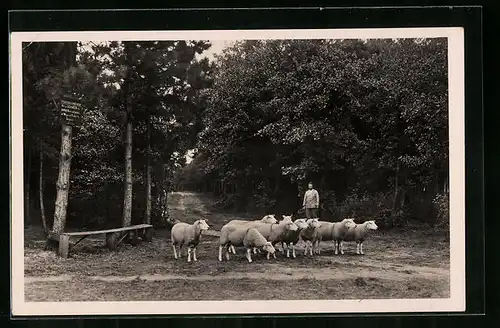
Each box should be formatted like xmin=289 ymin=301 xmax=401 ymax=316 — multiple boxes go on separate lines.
xmin=170 ymin=214 xmax=379 ymax=263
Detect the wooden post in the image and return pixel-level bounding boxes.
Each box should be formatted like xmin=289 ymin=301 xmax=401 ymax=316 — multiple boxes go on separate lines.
xmin=144 ymin=227 xmax=153 ymax=242
xmin=52 ymin=124 xmax=73 ymax=235
xmin=59 ymin=234 xmax=70 ymax=258
xmin=50 ymin=42 xmax=79 ymax=239
xmin=106 ymin=232 xmax=118 ymax=250
xmin=128 ymin=230 xmax=140 ymax=246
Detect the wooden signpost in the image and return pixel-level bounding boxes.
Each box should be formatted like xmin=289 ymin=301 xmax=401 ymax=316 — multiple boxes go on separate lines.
xmin=51 ymin=94 xmax=84 ymax=238
xmin=60 ymin=95 xmax=83 ymax=126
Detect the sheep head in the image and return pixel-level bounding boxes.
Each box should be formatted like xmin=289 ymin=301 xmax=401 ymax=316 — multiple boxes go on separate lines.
xmin=284 ymin=220 xmax=298 ymax=231
xmin=262 ymin=214 xmax=277 ymax=224
xmin=365 ymin=220 xmax=378 ymax=230
xmin=195 ymin=219 xmax=210 ymax=231
xmin=294 ymin=218 xmax=309 ymax=229
xmin=281 ymin=215 xmax=293 ymax=222
xmin=343 ymin=218 xmax=356 ymax=229
xmin=262 ymin=241 xmax=276 ymax=254
xmin=307 ymin=218 xmax=321 ymax=228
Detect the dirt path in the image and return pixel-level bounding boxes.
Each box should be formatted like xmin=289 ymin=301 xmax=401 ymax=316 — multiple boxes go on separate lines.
xmin=26 ymin=260 xmax=448 ymax=284
xmin=169 ymin=192 xmax=220 ymax=237
xmin=170 ymin=191 xmax=210 ymax=214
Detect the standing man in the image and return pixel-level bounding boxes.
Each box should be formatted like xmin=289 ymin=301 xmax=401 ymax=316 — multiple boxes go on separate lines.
xmin=302 ymin=182 xmax=320 ymax=219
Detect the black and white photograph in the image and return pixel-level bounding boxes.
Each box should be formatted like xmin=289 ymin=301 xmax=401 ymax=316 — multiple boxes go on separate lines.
xmin=10 ymin=27 xmax=465 ymax=315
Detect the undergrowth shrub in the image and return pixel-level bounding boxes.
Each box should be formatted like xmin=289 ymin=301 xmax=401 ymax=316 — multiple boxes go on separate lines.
xmin=432 ymin=193 xmax=449 ymax=229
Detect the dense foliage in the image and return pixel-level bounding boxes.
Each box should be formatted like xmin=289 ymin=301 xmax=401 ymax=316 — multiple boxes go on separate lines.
xmin=23 ymin=41 xmax=212 ymax=230
xmin=23 ymin=38 xmax=449 ymax=231
xmin=175 ymin=39 xmax=449 ymax=228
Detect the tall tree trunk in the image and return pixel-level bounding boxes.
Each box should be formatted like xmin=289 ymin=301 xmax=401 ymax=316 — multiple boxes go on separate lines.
xmin=392 ymin=163 xmax=400 ymax=210
xmin=160 ymin=167 xmax=169 ymax=225
xmin=39 ymin=147 xmax=47 ymax=233
xmin=52 ymin=124 xmax=73 ymax=235
xmin=122 ymin=111 xmax=133 ymax=227
xmin=25 ymin=146 xmax=32 ymax=226
xmin=51 ymin=42 xmax=77 ymax=237
xmin=145 ymin=114 xmax=152 ymax=225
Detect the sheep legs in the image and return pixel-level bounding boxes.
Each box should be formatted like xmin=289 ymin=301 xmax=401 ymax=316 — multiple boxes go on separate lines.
xmin=356 ymin=242 xmax=364 ymax=255
xmin=314 ymin=240 xmax=321 ymax=254
xmin=266 ymin=250 xmax=277 ymax=260
xmin=226 ymin=245 xmax=235 ymax=254
xmin=172 ymin=244 xmax=178 ymax=259
xmin=192 ymin=247 xmax=197 ymax=261
xmin=334 ymin=241 xmax=344 ymax=255
xmin=287 ymin=243 xmax=296 ymax=258
xmin=304 ymin=241 xmax=313 ymax=256
xmin=218 ymin=246 xmax=223 ymax=262
xmin=246 ymin=248 xmax=253 ymax=263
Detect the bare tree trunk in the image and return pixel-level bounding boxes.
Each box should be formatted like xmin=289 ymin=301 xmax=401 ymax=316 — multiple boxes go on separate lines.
xmin=392 ymin=163 xmax=400 ymax=210
xmin=122 ymin=111 xmax=133 ymax=227
xmin=51 ymin=42 xmax=78 ymax=239
xmin=145 ymin=114 xmax=152 ymax=225
xmin=25 ymin=146 xmax=32 ymax=226
xmin=52 ymin=124 xmax=73 ymax=235
xmin=39 ymin=147 xmax=47 ymax=233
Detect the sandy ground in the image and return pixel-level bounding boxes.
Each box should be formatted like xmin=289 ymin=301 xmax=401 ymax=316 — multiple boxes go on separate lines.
xmin=24 ymin=192 xmax=450 ymax=301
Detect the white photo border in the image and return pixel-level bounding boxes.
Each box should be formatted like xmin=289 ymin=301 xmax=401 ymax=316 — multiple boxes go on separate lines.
xmin=10 ymin=27 xmax=465 ymax=316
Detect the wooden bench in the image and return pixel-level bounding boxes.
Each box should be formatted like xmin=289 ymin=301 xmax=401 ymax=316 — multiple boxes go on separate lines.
xmin=51 ymin=224 xmax=153 ymax=258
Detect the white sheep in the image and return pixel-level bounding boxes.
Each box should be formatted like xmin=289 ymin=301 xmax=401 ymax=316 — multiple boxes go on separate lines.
xmin=315 ymin=218 xmax=356 ymax=254
xmin=274 ymin=218 xmax=309 ymax=258
xmin=225 ymin=214 xmax=278 ymax=254
xmin=218 ymin=226 xmax=275 ymax=263
xmin=299 ymin=218 xmax=321 ymax=256
xmin=341 ymin=220 xmax=378 ymax=255
xmin=170 ymin=219 xmax=210 ymax=262
xmin=253 ymin=218 xmax=298 ymax=259
xmin=272 ymin=214 xmax=293 ymax=253
xmin=226 ymin=217 xmax=298 ymax=259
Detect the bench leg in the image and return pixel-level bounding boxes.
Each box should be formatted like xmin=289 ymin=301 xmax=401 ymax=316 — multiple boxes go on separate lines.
xmin=106 ymin=232 xmax=118 ymax=250
xmin=144 ymin=228 xmax=153 ymax=242
xmin=128 ymin=230 xmax=140 ymax=246
xmin=59 ymin=235 xmax=70 ymax=258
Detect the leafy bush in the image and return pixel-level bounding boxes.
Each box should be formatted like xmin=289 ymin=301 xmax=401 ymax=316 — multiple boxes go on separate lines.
xmin=432 ymin=193 xmax=449 ymax=228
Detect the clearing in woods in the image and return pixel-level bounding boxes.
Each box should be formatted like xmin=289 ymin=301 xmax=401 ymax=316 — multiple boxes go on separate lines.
xmin=24 ymin=192 xmax=450 ymax=302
